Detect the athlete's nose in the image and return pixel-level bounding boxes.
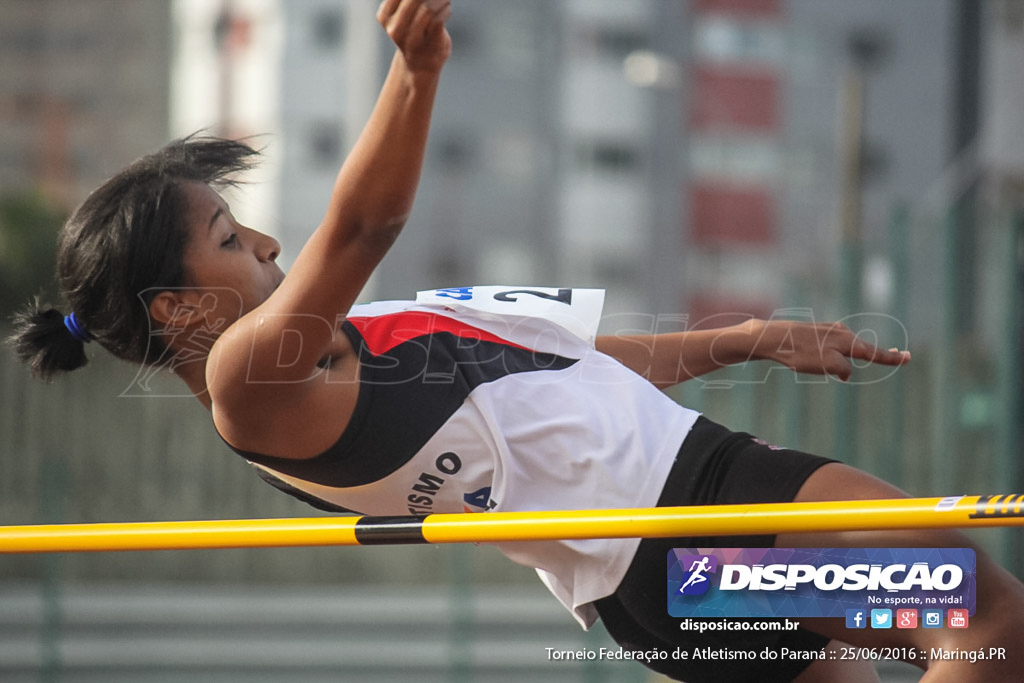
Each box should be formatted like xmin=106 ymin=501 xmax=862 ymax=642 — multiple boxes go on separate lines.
xmin=252 ymin=229 xmax=281 ymax=263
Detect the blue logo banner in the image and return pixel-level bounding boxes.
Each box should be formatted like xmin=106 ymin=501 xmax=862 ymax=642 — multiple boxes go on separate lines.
xmin=667 ymin=548 xmax=976 ymax=618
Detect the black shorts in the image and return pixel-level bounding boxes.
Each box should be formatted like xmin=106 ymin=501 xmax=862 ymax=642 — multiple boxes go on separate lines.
xmin=594 ymin=417 xmax=836 ymax=683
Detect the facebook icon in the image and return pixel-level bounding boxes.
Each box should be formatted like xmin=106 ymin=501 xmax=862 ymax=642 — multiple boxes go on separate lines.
xmin=846 ymin=609 xmax=866 ymax=629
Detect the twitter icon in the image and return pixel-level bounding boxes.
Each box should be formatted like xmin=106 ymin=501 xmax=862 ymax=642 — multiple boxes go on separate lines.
xmin=870 ymin=609 xmax=893 ymax=629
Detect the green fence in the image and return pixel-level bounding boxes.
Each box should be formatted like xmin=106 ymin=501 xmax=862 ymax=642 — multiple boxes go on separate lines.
xmin=0 ymin=209 xmax=1021 ymax=683
xmin=0 ymin=349 xmax=535 ymax=587
xmin=1 ymin=211 xmax=1022 ymax=580
xmin=674 ymin=207 xmax=1024 ymax=572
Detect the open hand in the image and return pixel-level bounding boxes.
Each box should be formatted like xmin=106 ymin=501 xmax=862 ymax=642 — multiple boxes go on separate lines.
xmin=749 ymin=319 xmax=910 ymax=381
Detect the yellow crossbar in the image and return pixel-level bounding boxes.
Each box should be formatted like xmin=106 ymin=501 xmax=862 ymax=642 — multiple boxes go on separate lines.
xmin=1 ymin=494 xmax=1022 ymax=553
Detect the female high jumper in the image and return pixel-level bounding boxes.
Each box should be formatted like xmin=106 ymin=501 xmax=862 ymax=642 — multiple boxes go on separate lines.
xmin=11 ymin=1 xmax=1024 ymax=681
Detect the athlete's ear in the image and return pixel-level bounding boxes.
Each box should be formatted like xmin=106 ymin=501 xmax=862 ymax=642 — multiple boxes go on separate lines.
xmin=149 ymin=289 xmax=203 ymax=328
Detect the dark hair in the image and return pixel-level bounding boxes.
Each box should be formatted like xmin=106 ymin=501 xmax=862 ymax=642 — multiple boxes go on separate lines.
xmin=8 ymin=134 xmax=260 ymax=381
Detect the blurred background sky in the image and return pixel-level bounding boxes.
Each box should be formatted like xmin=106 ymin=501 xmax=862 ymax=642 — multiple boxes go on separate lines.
xmin=1 ymin=1 xmax=1024 ymax=681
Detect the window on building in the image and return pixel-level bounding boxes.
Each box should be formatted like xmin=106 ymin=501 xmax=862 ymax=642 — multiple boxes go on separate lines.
xmin=308 ymin=122 xmax=342 ymax=168
xmin=691 ymin=66 xmax=780 ymax=131
xmin=311 ymin=8 xmax=344 ymax=50
xmin=689 ymin=137 xmax=780 ymax=183
xmin=687 ymin=291 xmax=777 ymax=330
xmin=693 ymin=0 xmax=781 ymax=18
xmin=213 ymin=11 xmax=251 ymax=53
xmin=693 ymin=16 xmax=784 ymax=66
xmin=575 ymin=24 xmax=650 ymax=62
xmin=690 ymin=182 xmax=776 ymax=245
xmin=432 ymin=132 xmax=477 ymax=174
xmin=595 ymin=26 xmax=649 ymax=61
xmin=573 ymin=140 xmax=641 ymax=174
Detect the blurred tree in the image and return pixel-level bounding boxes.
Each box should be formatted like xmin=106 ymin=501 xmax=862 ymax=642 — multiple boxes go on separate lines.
xmin=0 ymin=191 xmax=65 ymax=322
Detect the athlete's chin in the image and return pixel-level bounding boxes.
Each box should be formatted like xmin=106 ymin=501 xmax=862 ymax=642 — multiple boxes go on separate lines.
xmin=270 ymin=271 xmax=286 ymax=293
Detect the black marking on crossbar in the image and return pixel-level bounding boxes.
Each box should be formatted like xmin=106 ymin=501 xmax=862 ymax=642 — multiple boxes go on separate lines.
xmin=353 ymin=516 xmax=428 ymax=545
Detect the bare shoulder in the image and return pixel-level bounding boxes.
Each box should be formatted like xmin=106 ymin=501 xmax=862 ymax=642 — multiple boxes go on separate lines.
xmin=207 ymin=313 xmax=362 ymax=460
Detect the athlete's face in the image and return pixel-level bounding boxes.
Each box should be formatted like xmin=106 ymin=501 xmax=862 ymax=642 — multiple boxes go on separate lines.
xmin=180 ymin=182 xmax=284 ymax=319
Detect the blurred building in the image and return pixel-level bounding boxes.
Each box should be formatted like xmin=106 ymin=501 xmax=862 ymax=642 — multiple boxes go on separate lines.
xmin=11 ymin=0 xmax=1007 ymax=336
xmin=0 ymin=0 xmax=172 ymax=209
xmin=171 ymin=1 xmax=1012 ymax=326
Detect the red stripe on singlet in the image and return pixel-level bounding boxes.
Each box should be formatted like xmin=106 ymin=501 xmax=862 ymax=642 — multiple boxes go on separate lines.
xmin=346 ymin=311 xmax=530 ymax=356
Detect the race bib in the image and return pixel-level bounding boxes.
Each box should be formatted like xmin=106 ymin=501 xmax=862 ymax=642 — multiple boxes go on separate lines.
xmin=415 ymin=286 xmax=605 ymax=343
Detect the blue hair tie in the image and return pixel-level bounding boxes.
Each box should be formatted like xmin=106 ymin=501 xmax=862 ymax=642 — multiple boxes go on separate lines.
xmin=63 ymin=312 xmax=93 ymax=343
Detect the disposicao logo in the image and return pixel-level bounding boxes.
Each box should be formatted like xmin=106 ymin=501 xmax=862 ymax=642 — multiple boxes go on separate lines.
xmin=667 ymin=548 xmax=976 ymax=619
xmin=676 ymin=555 xmax=718 ymax=595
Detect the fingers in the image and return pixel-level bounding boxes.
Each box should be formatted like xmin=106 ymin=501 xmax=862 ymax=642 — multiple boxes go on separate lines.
xmin=378 ymin=0 xmax=450 ymax=41
xmin=866 ymin=345 xmax=912 ymax=366
xmin=377 ymin=0 xmax=452 ymax=71
xmin=770 ymin=321 xmax=904 ymax=382
xmin=378 ymin=0 xmax=419 ymax=39
xmin=377 ymin=0 xmax=401 ymax=22
xmin=426 ymin=0 xmax=453 ymax=22
xmin=760 ymin=319 xmax=909 ymax=381
xmin=845 ymin=334 xmax=911 ymax=367
xmin=822 ymin=353 xmax=853 ymax=382
xmin=409 ymin=0 xmax=452 ymax=41
xmin=814 ymin=323 xmax=908 ymax=383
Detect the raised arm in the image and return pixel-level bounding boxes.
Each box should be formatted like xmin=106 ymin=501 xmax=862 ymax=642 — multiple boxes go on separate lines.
xmin=276 ymin=0 xmax=452 ymax=326
xmin=215 ymin=0 xmax=450 ymax=378
xmin=596 ymin=319 xmax=910 ymax=389
xmin=206 ymin=0 xmax=451 ymax=455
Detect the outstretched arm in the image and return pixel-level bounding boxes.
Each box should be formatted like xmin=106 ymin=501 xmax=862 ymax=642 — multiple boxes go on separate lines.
xmin=596 ymin=319 xmax=910 ymax=389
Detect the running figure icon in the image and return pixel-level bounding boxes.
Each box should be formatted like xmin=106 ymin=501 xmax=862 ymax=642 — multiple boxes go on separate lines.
xmin=679 ymin=556 xmax=713 ymax=594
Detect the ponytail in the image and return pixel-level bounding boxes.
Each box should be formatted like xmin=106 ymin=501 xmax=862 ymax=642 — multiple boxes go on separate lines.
xmin=9 ymin=299 xmax=90 ymax=381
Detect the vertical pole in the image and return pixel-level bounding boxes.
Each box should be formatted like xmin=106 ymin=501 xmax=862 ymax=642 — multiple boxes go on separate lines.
xmin=949 ymin=0 xmax=982 ymax=335
xmin=344 ymin=0 xmax=382 ymax=125
xmin=39 ymin=451 xmax=66 ymax=683
xmin=930 ymin=0 xmax=981 ymax=498
xmin=645 ymin=0 xmax=689 ymax=319
xmin=345 ymin=0 xmax=383 ymax=300
xmin=881 ymin=204 xmax=910 ymax=486
xmin=930 ymin=208 xmax=958 ymax=496
xmin=447 ymin=544 xmax=472 ymax=683
xmin=779 ymin=280 xmax=804 ymax=450
xmin=994 ymin=212 xmax=1023 ymax=568
xmin=734 ymin=367 xmax=758 ymax=434
xmin=582 ymin=621 xmax=606 ymax=683
xmin=835 ymin=68 xmax=865 ymax=469
xmin=213 ymin=0 xmax=236 ymax=137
